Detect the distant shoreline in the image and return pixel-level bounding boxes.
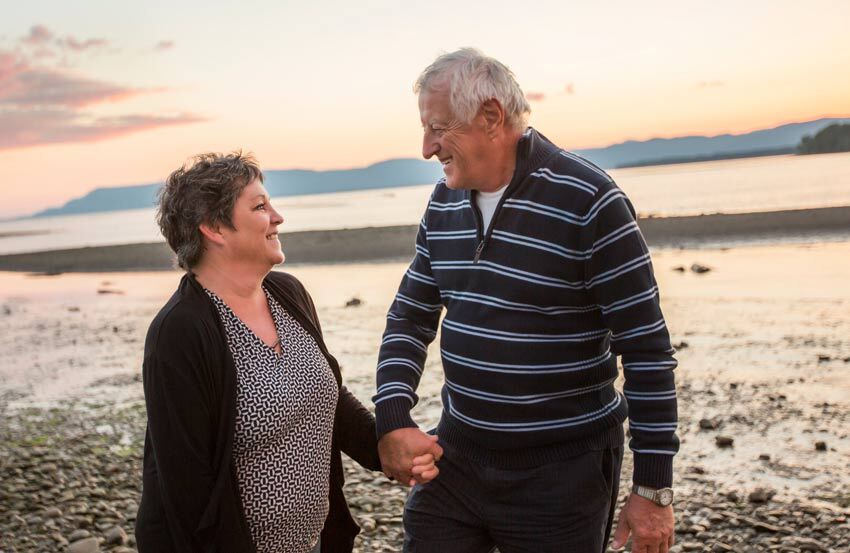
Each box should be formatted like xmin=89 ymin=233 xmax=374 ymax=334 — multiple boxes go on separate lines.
xmin=0 ymin=206 xmax=848 ymax=273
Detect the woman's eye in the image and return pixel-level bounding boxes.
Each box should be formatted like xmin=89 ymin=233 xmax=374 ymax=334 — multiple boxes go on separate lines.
xmin=255 ymin=203 xmax=266 ymax=210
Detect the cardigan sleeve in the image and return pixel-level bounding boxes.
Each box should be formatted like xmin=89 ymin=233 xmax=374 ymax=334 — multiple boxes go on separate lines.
xmin=142 ymin=313 xmax=219 ymax=552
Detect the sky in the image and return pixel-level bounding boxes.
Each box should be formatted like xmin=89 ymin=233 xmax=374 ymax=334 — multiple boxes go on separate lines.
xmin=0 ymin=0 xmax=849 ymax=218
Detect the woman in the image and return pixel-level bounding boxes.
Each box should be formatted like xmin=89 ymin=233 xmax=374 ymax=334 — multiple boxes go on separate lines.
xmin=135 ymin=152 xmax=439 ymax=553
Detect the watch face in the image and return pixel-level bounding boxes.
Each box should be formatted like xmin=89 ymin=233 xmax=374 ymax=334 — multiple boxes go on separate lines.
xmin=657 ymin=489 xmax=674 ymax=506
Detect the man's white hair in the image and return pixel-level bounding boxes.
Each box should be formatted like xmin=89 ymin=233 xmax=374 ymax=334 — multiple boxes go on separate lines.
xmin=414 ymin=48 xmax=531 ymax=130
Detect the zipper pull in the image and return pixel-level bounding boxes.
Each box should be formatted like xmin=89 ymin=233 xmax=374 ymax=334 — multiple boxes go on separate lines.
xmin=473 ymin=240 xmax=485 ymax=264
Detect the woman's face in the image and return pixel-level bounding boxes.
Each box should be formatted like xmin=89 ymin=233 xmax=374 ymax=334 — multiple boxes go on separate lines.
xmin=219 ymin=178 xmax=285 ymax=268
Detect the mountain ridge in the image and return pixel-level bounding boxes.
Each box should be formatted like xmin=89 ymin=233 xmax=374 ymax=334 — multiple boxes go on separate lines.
xmin=28 ymin=116 xmax=849 ymax=219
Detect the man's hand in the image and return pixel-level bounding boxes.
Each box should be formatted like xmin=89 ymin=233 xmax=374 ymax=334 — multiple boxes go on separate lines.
xmin=610 ymin=493 xmax=675 ymax=552
xmin=378 ymin=427 xmax=443 ymax=486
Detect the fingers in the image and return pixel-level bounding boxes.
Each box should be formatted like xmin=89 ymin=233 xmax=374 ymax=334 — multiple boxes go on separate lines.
xmin=609 ymin=509 xmax=630 ymax=551
xmin=411 ymin=453 xmax=435 ymax=466
xmin=427 ymin=434 xmax=443 ymax=461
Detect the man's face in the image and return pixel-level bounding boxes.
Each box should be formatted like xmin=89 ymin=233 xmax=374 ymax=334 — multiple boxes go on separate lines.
xmin=419 ymin=83 xmax=495 ymax=191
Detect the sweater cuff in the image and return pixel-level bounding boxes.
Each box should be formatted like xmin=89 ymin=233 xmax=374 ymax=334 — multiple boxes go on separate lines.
xmin=632 ymin=452 xmax=674 ymax=488
xmin=375 ymin=397 xmax=418 ymax=439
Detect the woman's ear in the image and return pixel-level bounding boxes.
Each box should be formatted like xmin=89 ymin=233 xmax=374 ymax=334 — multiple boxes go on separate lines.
xmin=199 ymin=222 xmax=225 ymax=246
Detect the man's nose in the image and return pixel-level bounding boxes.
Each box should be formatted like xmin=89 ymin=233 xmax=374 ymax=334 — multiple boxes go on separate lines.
xmin=422 ymin=135 xmax=439 ymax=160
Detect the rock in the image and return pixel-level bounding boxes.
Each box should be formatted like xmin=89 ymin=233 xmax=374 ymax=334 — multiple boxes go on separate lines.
xmin=748 ymin=487 xmax=775 ymax=503
xmin=690 ymin=263 xmax=712 ymax=274
xmin=673 ymin=340 xmax=689 ymax=349
xmin=715 ymin=435 xmax=734 ymax=448
xmin=672 ymin=266 xmax=686 ymax=272
xmin=680 ymin=542 xmax=702 ymax=551
xmin=814 ymin=441 xmax=827 ymax=451
xmin=758 ymin=453 xmax=771 ymax=461
xmin=817 ymin=354 xmax=831 ymax=362
xmin=66 ymin=537 xmax=100 ymax=553
xmin=791 ymin=536 xmax=828 ymax=551
xmin=104 ymin=525 xmax=127 ymax=546
xmin=700 ymin=418 xmax=720 ymax=430
xmin=44 ymin=506 xmax=63 ymax=518
xmin=68 ymin=529 xmax=91 ymax=541
xmin=711 ymin=543 xmax=734 ymax=552
xmin=345 ymin=297 xmax=363 ymax=307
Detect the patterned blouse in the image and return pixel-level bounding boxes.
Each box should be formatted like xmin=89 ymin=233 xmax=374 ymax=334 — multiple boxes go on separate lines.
xmin=206 ymin=287 xmax=339 ymax=553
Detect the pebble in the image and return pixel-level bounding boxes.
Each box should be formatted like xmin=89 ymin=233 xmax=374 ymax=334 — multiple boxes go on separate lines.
xmin=814 ymin=440 xmax=827 ymax=451
xmin=715 ymin=435 xmax=734 ymax=447
xmin=105 ymin=525 xmax=128 ymax=545
xmin=66 ymin=536 xmax=100 ymax=553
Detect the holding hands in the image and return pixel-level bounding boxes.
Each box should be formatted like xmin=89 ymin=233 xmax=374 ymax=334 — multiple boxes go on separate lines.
xmin=378 ymin=428 xmax=444 ymax=486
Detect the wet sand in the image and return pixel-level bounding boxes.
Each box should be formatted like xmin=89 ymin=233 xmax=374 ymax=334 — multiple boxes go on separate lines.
xmin=1 ymin=241 xmax=849 ymax=551
xmin=0 ymin=206 xmax=848 ymax=273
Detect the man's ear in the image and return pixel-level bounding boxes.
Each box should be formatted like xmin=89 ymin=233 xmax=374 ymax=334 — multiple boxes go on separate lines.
xmin=199 ymin=222 xmax=226 ymax=246
xmin=480 ymin=99 xmax=506 ymax=136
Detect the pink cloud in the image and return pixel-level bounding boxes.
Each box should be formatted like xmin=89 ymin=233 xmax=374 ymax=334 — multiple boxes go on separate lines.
xmin=0 ymin=41 xmax=208 ymax=151
xmin=155 ymin=40 xmax=175 ymax=51
xmin=526 ymin=91 xmax=545 ymax=102
xmin=565 ymin=83 xmax=575 ymax=95
xmin=0 ymin=109 xmax=207 ymax=150
xmin=21 ymin=25 xmax=53 ymax=46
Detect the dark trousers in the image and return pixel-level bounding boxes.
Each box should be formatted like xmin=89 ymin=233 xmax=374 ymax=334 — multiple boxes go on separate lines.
xmin=403 ymin=442 xmax=623 ymax=553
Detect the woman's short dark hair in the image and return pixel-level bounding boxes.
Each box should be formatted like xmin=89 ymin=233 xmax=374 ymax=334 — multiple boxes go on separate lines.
xmin=157 ymin=151 xmax=264 ymax=269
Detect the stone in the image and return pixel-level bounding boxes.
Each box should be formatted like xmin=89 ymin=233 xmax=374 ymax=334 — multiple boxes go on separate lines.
xmin=345 ymin=297 xmax=362 ymax=307
xmin=758 ymin=453 xmax=771 ymax=461
xmin=66 ymin=537 xmax=100 ymax=553
xmin=748 ymin=487 xmax=775 ymax=503
xmin=715 ymin=435 xmax=734 ymax=447
xmin=44 ymin=506 xmax=63 ymax=518
xmin=691 ymin=263 xmax=712 ymax=274
xmin=814 ymin=441 xmax=827 ymax=451
xmin=104 ymin=525 xmax=127 ymax=546
xmin=68 ymin=529 xmax=91 ymax=541
xmin=700 ymin=418 xmax=720 ymax=430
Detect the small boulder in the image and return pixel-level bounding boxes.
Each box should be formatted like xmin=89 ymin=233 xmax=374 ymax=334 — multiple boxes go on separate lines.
xmin=690 ymin=263 xmax=711 ymax=274
xmin=345 ymin=297 xmax=362 ymax=308
xmin=814 ymin=440 xmax=827 ymax=451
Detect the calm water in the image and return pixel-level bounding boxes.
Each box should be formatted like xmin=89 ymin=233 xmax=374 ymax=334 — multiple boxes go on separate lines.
xmin=1 ymin=152 xmax=848 ymax=255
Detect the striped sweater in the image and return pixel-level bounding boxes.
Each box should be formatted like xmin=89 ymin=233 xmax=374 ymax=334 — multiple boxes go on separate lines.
xmin=374 ymin=128 xmax=679 ymax=488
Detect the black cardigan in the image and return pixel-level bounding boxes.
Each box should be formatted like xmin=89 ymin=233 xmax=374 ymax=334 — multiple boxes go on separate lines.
xmin=135 ymin=271 xmax=382 ymax=553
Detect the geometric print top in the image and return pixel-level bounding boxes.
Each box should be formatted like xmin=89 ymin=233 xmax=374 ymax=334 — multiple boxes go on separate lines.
xmin=205 ymin=287 xmax=339 ymax=553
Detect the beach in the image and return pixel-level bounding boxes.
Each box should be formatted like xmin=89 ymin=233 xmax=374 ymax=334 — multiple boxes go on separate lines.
xmin=1 ymin=228 xmax=849 ymax=551
xmin=1 ymin=206 xmax=850 ymax=274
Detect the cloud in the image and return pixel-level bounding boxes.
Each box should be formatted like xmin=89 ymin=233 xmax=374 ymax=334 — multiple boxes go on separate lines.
xmin=697 ymin=80 xmax=724 ymax=89
xmin=0 ymin=38 xmax=207 ymax=151
xmin=526 ymin=91 xmax=545 ymax=102
xmin=155 ymin=40 xmax=175 ymax=51
xmin=1 ymin=66 xmax=156 ymax=108
xmin=564 ymin=83 xmax=575 ymax=95
xmin=21 ymin=25 xmax=53 ymax=46
xmin=61 ymin=37 xmax=109 ymax=52
xmin=0 ymin=109 xmax=207 ymax=150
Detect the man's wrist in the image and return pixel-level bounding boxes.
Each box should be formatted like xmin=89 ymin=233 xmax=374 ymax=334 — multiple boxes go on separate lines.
xmin=632 ymin=484 xmax=674 ymax=507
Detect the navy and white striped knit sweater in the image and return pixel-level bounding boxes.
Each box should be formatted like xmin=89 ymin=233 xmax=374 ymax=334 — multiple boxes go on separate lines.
xmin=374 ymin=128 xmax=679 ymax=488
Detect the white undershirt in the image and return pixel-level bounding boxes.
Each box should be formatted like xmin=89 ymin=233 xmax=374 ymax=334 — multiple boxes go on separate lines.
xmin=475 ymin=184 xmax=508 ymax=232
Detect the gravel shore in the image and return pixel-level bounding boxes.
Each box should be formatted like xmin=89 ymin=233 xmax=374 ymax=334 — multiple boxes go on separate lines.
xmin=1 ymin=242 xmax=849 ymax=551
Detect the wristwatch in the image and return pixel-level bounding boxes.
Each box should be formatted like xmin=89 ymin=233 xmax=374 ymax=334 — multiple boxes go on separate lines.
xmin=632 ymin=484 xmax=674 ymax=506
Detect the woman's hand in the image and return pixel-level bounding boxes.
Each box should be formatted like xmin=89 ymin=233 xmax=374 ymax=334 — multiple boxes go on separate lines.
xmin=409 ymin=452 xmax=440 ymax=486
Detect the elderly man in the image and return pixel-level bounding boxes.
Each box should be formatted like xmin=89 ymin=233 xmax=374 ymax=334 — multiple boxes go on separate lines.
xmin=374 ymin=48 xmax=678 ymax=553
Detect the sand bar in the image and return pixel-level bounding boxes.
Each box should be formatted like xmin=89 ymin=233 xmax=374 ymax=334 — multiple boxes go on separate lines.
xmin=0 ymin=206 xmax=848 ymax=273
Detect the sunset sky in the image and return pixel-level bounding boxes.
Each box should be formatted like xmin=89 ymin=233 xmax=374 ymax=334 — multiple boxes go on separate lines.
xmin=1 ymin=0 xmax=849 ymax=218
